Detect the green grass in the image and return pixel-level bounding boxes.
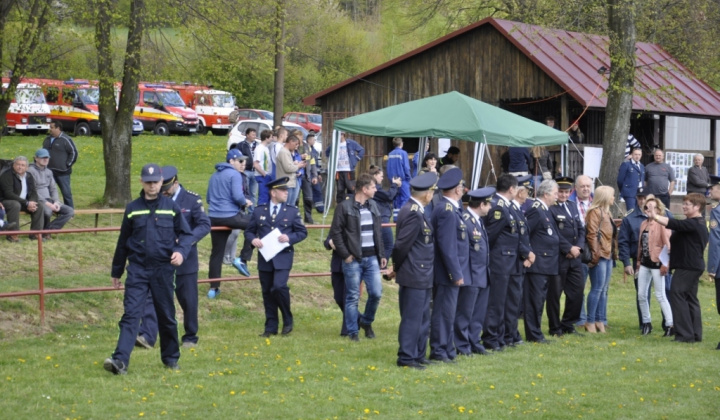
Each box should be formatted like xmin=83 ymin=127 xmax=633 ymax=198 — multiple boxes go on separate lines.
xmin=2 ymin=133 xmax=720 ymax=418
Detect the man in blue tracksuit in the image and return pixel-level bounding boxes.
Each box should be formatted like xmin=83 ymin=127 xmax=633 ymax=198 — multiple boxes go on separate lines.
xmin=387 ymin=137 xmax=411 ymax=213
xmin=136 ymin=166 xmax=211 ymax=349
xmin=104 ymin=164 xmax=192 ymax=375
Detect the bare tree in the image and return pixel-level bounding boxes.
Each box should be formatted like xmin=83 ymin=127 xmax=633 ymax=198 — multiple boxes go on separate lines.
xmin=598 ymin=0 xmax=636 ymax=198
xmin=95 ymin=0 xmax=146 ymax=206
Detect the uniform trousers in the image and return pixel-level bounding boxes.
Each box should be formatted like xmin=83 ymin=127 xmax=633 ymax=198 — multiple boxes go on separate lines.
xmin=139 ymin=272 xmax=200 ymax=346
xmin=429 ymin=284 xmax=459 ymax=360
xmin=547 ymin=258 xmax=584 ymax=334
xmin=482 ymin=274 xmax=509 ymax=349
xmin=504 ymin=273 xmax=524 ymax=345
xmin=397 ymin=286 xmax=431 ymax=365
xmin=112 ymin=263 xmax=179 ymax=367
xmin=259 ymin=268 xmax=292 ymax=333
xmin=668 ymin=269 xmax=703 ymax=342
xmin=455 ymin=286 xmax=489 ymax=354
xmin=523 ymin=273 xmax=549 ymax=341
xmin=209 ymin=214 xmax=252 ymax=288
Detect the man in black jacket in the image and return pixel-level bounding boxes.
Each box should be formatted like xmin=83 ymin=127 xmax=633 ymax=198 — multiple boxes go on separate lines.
xmin=329 ymin=173 xmax=386 ymax=341
xmin=0 ymin=156 xmax=45 ymax=242
xmin=42 ymin=121 xmax=78 ymax=208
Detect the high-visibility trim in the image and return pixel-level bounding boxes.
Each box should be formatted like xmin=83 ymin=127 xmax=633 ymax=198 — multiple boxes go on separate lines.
xmin=155 ymin=210 xmax=176 ymax=216
xmin=127 ymin=210 xmax=151 ymax=218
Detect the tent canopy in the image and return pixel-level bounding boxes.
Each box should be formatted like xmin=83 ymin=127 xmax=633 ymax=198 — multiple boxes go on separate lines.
xmin=333 ymin=91 xmax=568 ymax=147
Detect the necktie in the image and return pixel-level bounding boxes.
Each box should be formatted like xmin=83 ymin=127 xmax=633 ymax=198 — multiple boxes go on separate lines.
xmin=272 ymin=205 xmax=278 ymax=219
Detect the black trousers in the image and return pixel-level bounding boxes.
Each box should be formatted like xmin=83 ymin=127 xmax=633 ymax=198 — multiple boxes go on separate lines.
xmin=397 ymin=286 xmax=431 ymax=364
xmin=331 ymin=271 xmax=348 ymax=335
xmin=482 ymin=274 xmax=509 ymax=349
xmin=209 ymin=214 xmax=252 ymax=289
xmin=300 ymin=176 xmax=314 ymax=222
xmin=547 ymin=258 xmax=584 ymax=334
xmin=259 ymin=268 xmax=292 ymax=333
xmin=669 ymin=269 xmax=703 ymax=342
xmin=504 ymin=273 xmax=524 ymax=345
xmin=335 ymin=171 xmax=356 ymax=203
xmin=523 ymin=273 xmax=549 ymax=342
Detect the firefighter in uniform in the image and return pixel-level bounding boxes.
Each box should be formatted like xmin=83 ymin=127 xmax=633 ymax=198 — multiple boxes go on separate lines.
xmin=104 ymin=164 xmax=192 ymax=375
xmin=391 ymin=172 xmax=438 ymax=370
xmin=523 ymin=179 xmax=560 ymax=343
xmin=136 ymin=166 xmax=211 ymax=349
xmin=455 ymin=187 xmax=495 ymax=356
xmin=429 ymin=168 xmax=469 ymax=362
xmin=245 ymin=177 xmax=308 ymax=337
xmin=547 ymin=176 xmax=586 ymax=336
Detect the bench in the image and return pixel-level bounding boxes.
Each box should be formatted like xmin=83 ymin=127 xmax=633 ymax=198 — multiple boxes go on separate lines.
xmin=18 ymin=207 xmax=125 ymax=230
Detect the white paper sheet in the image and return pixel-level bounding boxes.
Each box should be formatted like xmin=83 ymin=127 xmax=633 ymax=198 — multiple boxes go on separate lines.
xmin=258 ymin=228 xmax=290 ymax=261
xmin=659 ymin=245 xmax=670 ymax=267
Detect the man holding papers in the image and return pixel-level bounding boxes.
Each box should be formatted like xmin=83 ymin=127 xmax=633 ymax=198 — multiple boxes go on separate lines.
xmin=245 ymin=177 xmax=308 ymax=337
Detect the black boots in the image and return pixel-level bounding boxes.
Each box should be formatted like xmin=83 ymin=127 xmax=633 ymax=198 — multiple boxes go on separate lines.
xmin=641 ymin=322 xmax=653 ymax=335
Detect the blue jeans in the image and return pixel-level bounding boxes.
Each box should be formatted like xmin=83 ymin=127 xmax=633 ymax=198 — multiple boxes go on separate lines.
xmin=287 ymin=181 xmax=301 ymax=208
xmin=576 ymin=263 xmax=590 ymax=326
xmin=53 ymin=174 xmax=74 ymax=208
xmin=587 ymin=258 xmax=612 ymax=323
xmin=342 ymin=256 xmax=383 ymax=335
xmin=244 ymin=171 xmax=257 ymax=206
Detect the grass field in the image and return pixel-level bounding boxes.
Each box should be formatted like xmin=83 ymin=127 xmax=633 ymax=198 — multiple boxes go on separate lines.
xmin=1 ymin=133 xmax=720 ymax=419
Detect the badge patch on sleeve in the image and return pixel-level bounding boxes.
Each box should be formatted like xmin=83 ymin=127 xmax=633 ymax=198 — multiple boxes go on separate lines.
xmin=494 ymin=211 xmax=501 ymax=220
xmin=711 ymin=220 xmax=718 ymax=229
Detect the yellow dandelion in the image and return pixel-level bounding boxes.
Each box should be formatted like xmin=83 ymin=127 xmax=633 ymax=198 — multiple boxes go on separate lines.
xmin=230 ymin=390 xmax=235 ymax=395
xmin=490 ymin=385 xmax=495 ymax=389
xmin=536 ymin=373 xmax=543 ymax=379
xmin=139 ymin=413 xmax=144 ymax=417
xmin=458 ymin=406 xmax=465 ymax=413
xmin=45 ymin=356 xmax=52 ymax=360
xmin=364 ymin=408 xmax=370 ymax=414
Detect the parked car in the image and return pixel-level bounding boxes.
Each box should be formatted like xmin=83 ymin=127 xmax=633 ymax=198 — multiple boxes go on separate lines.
xmin=227 ymin=119 xmax=307 ymax=150
xmin=234 ymin=108 xmax=273 ymax=121
xmin=284 ymin=112 xmax=321 ymax=134
xmin=132 ymin=119 xmax=144 ymax=136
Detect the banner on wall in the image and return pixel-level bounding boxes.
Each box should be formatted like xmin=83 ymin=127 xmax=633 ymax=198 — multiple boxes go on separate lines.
xmin=665 ymin=151 xmax=695 ymax=195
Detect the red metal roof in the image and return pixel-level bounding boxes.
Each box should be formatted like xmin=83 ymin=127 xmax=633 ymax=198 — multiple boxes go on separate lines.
xmin=304 ymin=18 xmax=720 ymax=118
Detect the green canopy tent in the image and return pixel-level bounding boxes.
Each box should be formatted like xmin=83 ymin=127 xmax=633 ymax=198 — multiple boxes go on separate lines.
xmin=323 ymin=91 xmax=569 ymax=219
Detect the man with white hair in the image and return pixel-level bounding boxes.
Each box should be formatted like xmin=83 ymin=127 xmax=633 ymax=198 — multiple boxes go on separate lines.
xmin=0 ymin=156 xmax=45 ymax=242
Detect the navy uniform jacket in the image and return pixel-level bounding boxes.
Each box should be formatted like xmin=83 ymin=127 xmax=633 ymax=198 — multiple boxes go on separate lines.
xmin=707 ymin=203 xmax=720 ymax=274
xmin=525 ymin=201 xmax=560 ymax=275
xmin=392 ymin=200 xmax=434 ymax=289
xmin=173 ymin=186 xmax=211 ymax=275
xmin=462 ymin=209 xmax=489 ymax=288
xmin=431 ymin=198 xmax=470 ymax=286
xmin=245 ymin=203 xmax=308 ymax=271
xmin=484 ymin=194 xmax=520 ymax=278
xmin=549 ymin=199 xmax=586 ymax=255
xmin=511 ymin=200 xmax=533 ymax=274
xmin=111 ymin=193 xmax=192 ymax=278
xmin=617 ymin=160 xmax=645 ymax=198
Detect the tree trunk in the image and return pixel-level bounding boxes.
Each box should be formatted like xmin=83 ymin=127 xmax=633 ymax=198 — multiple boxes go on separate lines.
xmin=273 ymin=0 xmax=285 ymax=128
xmin=96 ymin=0 xmax=146 ymax=207
xmin=599 ymin=0 xmax=636 ymax=205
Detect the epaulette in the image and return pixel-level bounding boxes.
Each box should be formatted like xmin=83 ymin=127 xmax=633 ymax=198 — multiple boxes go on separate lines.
xmin=445 ymin=203 xmax=453 ymax=211
xmin=531 ymin=201 xmax=541 ymax=209
xmin=185 ymin=189 xmax=201 ymax=198
xmin=411 ymin=204 xmax=419 ymax=212
xmin=497 ymin=199 xmax=505 ymax=208
xmin=626 ymin=208 xmax=635 ymax=216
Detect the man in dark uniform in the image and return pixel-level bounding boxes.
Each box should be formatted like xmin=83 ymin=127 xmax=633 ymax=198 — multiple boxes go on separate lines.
xmin=455 ymin=187 xmax=495 ymax=356
xmin=523 ymin=180 xmax=560 ymax=343
xmin=104 ymin=164 xmax=192 ymax=375
xmin=245 ymin=177 xmax=308 ymax=336
xmin=505 ymin=175 xmax=535 ymax=347
xmin=705 ymin=175 xmax=720 ymax=349
xmin=482 ymin=174 xmax=521 ymax=351
xmin=391 ymin=172 xmax=438 ymax=370
xmin=136 ymin=166 xmax=211 ymax=349
xmin=547 ymin=177 xmax=586 ymax=337
xmin=429 ymin=168 xmax=469 ymax=362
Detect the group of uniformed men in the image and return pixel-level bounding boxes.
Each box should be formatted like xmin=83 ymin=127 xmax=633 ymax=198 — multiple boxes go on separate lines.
xmin=390 ymin=169 xmax=588 ymax=369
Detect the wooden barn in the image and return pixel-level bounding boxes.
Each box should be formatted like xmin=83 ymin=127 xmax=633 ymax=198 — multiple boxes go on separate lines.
xmin=305 ymin=17 xmax=720 ymax=182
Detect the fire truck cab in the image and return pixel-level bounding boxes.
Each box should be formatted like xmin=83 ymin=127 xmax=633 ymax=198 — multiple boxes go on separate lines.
xmin=172 ymin=84 xmax=235 ymax=135
xmin=2 ymin=80 xmax=51 ymax=135
xmin=135 ymin=83 xmax=198 ymax=135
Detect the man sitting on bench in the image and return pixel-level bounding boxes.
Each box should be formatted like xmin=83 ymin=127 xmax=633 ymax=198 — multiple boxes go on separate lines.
xmin=27 ymin=148 xmax=74 ymax=237
xmin=0 ymin=156 xmax=45 ymax=242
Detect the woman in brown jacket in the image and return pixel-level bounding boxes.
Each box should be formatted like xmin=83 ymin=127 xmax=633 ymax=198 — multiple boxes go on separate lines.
xmin=584 ymin=186 xmax=617 ymax=333
xmin=636 ymin=198 xmax=673 ymax=335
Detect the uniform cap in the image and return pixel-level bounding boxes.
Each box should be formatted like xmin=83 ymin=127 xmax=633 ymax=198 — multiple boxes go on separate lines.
xmin=267 ymin=177 xmax=290 ymax=190
xmin=436 ymin=167 xmax=463 ymax=190
xmin=467 ymin=186 xmax=496 ymax=202
xmin=635 ymin=187 xmax=648 ymax=197
xmin=516 ymin=174 xmax=533 ymax=191
xmin=409 ymin=172 xmax=438 ymax=191
xmin=161 ymin=165 xmax=178 ymax=192
xmin=555 ymin=176 xmax=575 ymax=190
xmin=141 ymin=163 xmax=163 ymax=182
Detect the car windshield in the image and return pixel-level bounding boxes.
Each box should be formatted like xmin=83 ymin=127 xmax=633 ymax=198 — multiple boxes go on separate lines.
xmin=308 ymin=114 xmax=321 ymax=124
xmin=260 ymin=110 xmax=274 ymax=119
xmin=156 ymin=91 xmax=186 ymax=107
xmin=211 ymin=94 xmax=235 ymax=108
xmin=76 ymin=88 xmax=99 ymax=105
xmin=16 ymin=88 xmax=46 ymax=105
